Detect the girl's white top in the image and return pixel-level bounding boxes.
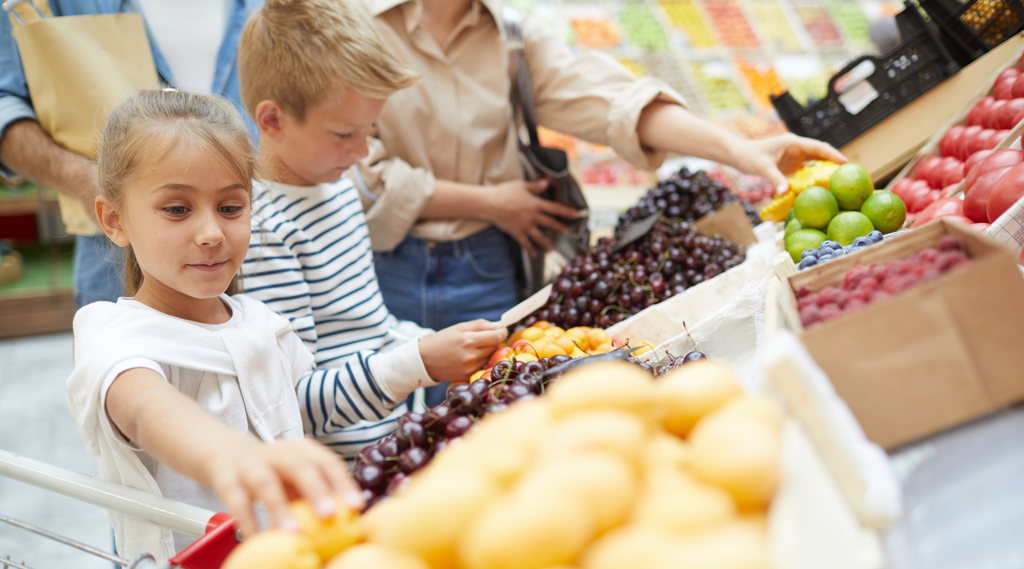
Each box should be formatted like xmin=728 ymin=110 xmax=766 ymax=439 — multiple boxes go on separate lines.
xmin=67 ymin=294 xmax=314 ymax=564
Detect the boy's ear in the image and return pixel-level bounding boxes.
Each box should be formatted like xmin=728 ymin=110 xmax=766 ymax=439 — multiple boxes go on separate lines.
xmin=95 ymin=195 xmax=129 ymax=248
xmin=254 ymin=100 xmax=287 ymax=140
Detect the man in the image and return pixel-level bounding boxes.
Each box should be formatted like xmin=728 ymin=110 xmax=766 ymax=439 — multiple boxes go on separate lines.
xmin=0 ymin=0 xmax=262 ymax=306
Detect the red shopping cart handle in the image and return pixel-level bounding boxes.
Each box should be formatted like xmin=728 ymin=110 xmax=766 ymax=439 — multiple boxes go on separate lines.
xmin=169 ymin=512 xmax=238 ymax=569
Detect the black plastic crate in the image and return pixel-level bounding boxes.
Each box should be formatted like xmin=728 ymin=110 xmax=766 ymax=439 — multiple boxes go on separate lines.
xmin=918 ymin=0 xmax=1024 ymax=66
xmin=771 ymin=2 xmax=960 ymax=149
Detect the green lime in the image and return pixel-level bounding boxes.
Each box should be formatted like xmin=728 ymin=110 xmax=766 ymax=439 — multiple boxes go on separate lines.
xmin=860 ymin=190 xmax=906 ymax=234
xmin=785 ymin=209 xmax=796 ymax=224
xmin=785 ymin=228 xmax=827 ymax=262
xmin=828 ymin=163 xmax=875 ymax=211
xmin=826 ymin=211 xmax=875 ymax=246
xmin=793 ymin=186 xmax=839 ymax=230
xmin=785 ymin=218 xmax=803 ymax=237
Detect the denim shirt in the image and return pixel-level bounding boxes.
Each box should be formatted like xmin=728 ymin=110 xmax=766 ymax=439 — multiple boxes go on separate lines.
xmin=0 ymin=0 xmax=262 ymax=172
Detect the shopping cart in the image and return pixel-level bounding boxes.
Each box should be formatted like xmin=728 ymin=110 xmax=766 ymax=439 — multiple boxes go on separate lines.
xmin=0 ymin=449 xmax=239 ymax=569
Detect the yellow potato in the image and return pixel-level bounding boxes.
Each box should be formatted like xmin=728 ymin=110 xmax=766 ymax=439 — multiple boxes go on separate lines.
xmin=631 ymin=467 xmax=737 ymax=534
xmin=516 ymin=451 xmax=637 ymax=533
xmin=324 ymin=543 xmax=429 ymax=569
xmin=458 ymin=487 xmax=594 ymax=569
xmin=468 ymin=399 xmax=553 ymax=455
xmin=687 ymin=398 xmax=782 ymax=510
xmin=364 ymin=469 xmax=498 ymax=569
xmin=546 ymin=361 xmax=659 ymax=419
xmin=657 ymin=360 xmax=743 ymax=437
xmin=580 ymin=525 xmax=678 ymax=569
xmin=641 ymin=431 xmax=691 ymax=471
xmin=222 ymin=530 xmax=320 ymax=569
xmin=289 ymin=498 xmax=362 ymax=562
xmin=652 ymin=519 xmax=772 ymax=569
xmin=539 ymin=409 xmax=650 ymax=464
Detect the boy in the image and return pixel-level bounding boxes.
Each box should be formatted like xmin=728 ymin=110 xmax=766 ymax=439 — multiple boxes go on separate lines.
xmin=236 ymin=0 xmax=506 ymax=457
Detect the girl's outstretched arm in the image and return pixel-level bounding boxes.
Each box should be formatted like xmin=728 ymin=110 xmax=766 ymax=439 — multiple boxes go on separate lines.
xmin=105 ymin=367 xmax=364 ymax=536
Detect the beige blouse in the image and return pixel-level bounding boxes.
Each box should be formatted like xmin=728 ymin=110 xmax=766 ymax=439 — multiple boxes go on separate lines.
xmin=352 ymin=0 xmax=687 ymax=251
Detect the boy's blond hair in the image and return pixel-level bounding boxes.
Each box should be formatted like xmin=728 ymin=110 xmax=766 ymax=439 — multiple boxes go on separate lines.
xmin=238 ymin=0 xmax=418 ymax=121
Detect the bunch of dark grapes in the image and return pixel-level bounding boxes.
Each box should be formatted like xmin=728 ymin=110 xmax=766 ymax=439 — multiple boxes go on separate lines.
xmin=353 ymin=354 xmax=578 ymax=507
xmin=524 ymin=221 xmax=745 ymax=330
xmin=616 ymin=166 xmax=760 ymax=229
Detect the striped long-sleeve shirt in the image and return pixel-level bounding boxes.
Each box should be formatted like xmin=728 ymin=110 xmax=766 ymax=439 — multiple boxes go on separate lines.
xmin=241 ymin=178 xmax=435 ymax=457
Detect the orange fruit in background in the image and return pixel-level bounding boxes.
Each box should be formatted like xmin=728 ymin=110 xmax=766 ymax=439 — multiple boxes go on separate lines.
xmin=222 ymin=530 xmax=320 ymax=569
xmin=587 ymin=329 xmax=612 ymax=349
xmin=520 ymin=327 xmax=544 ymax=342
xmin=555 ymin=337 xmax=577 ymax=353
xmin=534 ymin=321 xmax=551 ymax=330
xmin=540 ymin=343 xmax=567 ymax=359
xmin=516 ymin=353 xmax=539 ymax=363
xmin=289 ymin=498 xmax=363 ymax=562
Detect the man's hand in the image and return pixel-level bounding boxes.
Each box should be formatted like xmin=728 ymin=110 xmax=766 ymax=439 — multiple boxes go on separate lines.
xmin=0 ymin=119 xmax=100 ymax=220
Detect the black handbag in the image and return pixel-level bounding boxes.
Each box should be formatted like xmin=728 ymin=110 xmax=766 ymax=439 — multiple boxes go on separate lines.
xmin=503 ymin=5 xmax=590 ymax=299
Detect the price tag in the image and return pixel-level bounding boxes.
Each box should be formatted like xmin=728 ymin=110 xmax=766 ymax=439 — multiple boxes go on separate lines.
xmin=612 ymin=209 xmax=664 ymax=253
xmin=499 ymin=283 xmax=553 ymax=328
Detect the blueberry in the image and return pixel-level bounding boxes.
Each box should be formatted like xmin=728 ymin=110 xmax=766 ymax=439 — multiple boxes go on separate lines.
xmin=831 ymin=248 xmax=845 ymax=258
xmin=818 ymin=254 xmax=833 ymax=262
xmin=829 ymin=240 xmax=843 ymax=249
xmin=798 ymin=257 xmax=818 ymax=269
xmin=843 ymin=246 xmax=853 ymax=253
xmin=819 ymin=247 xmax=834 ymax=256
xmin=853 ymin=236 xmax=870 ymax=247
xmin=801 ymin=248 xmax=818 ymax=259
xmin=868 ymin=231 xmax=883 ymax=243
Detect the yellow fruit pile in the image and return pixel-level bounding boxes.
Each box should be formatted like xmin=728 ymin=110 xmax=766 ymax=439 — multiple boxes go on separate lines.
xmin=358 ymin=360 xmax=783 ymax=569
xmin=471 ymin=321 xmax=653 ymax=382
xmin=223 ymin=499 xmax=362 ymax=569
xmin=760 ymin=159 xmax=840 ymax=222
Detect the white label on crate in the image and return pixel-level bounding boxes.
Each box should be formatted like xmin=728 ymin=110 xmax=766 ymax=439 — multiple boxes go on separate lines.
xmin=985 ymin=197 xmax=1024 ymax=258
xmin=838 ymin=80 xmax=879 ymax=116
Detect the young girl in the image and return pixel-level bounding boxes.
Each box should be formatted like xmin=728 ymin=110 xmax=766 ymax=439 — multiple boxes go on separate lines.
xmin=66 ymin=89 xmax=361 ymax=564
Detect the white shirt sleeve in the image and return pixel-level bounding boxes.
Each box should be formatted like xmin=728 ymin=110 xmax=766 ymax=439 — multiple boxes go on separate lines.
xmin=99 ymin=358 xmax=168 ymax=449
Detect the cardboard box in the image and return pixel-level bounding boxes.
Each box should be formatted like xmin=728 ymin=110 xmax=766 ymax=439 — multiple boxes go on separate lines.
xmin=780 ymin=219 xmax=1024 ymax=449
xmin=841 ymin=33 xmax=1024 ymax=183
xmin=883 ymin=41 xmax=1024 ymax=197
xmin=693 ymin=201 xmax=757 ymax=247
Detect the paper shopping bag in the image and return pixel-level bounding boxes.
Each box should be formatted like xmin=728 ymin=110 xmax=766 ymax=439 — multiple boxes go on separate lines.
xmin=10 ymin=10 xmax=159 ymax=235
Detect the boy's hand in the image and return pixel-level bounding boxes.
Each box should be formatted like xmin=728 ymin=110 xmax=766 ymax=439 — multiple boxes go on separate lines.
xmin=419 ymin=320 xmax=508 ymax=383
xmin=484 ymin=179 xmax=581 ymax=257
xmin=737 ymin=134 xmax=848 ymax=195
xmin=208 ymin=437 xmax=364 ymax=537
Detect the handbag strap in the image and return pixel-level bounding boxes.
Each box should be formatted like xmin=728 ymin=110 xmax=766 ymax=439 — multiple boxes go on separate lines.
xmin=502 ymin=5 xmax=541 ymax=148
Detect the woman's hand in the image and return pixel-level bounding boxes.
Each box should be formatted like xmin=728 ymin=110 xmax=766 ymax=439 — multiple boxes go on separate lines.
xmin=483 ymin=179 xmax=581 ymax=257
xmin=734 ymin=134 xmax=848 ymax=195
xmin=419 ymin=320 xmax=508 ymax=383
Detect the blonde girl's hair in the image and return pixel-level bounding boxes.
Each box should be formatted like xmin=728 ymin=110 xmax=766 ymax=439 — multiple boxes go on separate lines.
xmin=238 ymin=0 xmax=419 ymax=121
xmin=97 ymin=89 xmax=257 ymax=297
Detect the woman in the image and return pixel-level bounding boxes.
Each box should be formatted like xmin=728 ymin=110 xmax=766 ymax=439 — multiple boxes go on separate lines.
xmin=353 ymin=0 xmax=844 ymax=330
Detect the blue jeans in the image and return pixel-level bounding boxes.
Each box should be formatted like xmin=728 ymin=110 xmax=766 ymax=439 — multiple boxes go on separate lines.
xmin=73 ymin=234 xmax=125 ymax=308
xmin=375 ymin=227 xmax=520 ymax=407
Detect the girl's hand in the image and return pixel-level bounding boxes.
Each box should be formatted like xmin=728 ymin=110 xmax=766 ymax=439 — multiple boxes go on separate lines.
xmin=736 ymin=134 xmax=848 ymax=195
xmin=419 ymin=320 xmax=509 ymax=382
xmin=484 ymin=179 xmax=581 ymax=257
xmin=208 ymin=437 xmax=364 ymax=537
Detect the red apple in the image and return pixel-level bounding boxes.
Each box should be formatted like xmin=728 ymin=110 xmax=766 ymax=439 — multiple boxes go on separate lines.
xmin=958 ymin=125 xmax=984 ymax=160
xmin=940 ymin=125 xmax=967 ymax=157
xmin=1012 ymin=75 xmax=1024 ymax=99
xmin=915 ymin=155 xmax=943 ymax=181
xmin=999 ymin=98 xmax=1024 ymax=129
xmin=964 ymin=149 xmax=1024 ymax=193
xmin=987 ymin=162 xmax=1024 ymax=221
xmin=931 ymin=157 xmax=963 ymax=189
xmin=995 ymin=75 xmax=1019 ymax=100
xmin=964 ymin=166 xmax=1012 ymax=221
xmin=913 ymin=196 xmax=963 ymax=226
xmin=969 ymin=97 xmax=996 ymax=127
xmin=942 ymin=162 xmax=965 ymax=187
xmin=905 ymin=183 xmax=933 ymax=213
xmin=969 ymin=129 xmax=998 ymax=156
xmin=913 ymin=190 xmax=941 ymax=213
xmin=890 ymin=177 xmax=913 ymax=200
xmin=983 ymin=100 xmax=1007 ymax=129
xmin=964 ymin=150 xmax=993 ymax=175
